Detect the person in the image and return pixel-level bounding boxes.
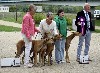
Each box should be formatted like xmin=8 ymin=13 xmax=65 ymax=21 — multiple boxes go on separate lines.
xmin=21 ymin=4 xmax=40 ymax=68
xmin=39 ymin=12 xmax=59 ymax=63
xmin=75 ymin=3 xmax=95 ymax=62
xmin=54 ymin=9 xmax=67 ymax=64
xmin=39 ymin=12 xmax=58 ymax=39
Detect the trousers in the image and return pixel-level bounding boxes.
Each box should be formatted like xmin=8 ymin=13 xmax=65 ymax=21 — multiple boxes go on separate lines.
xmin=22 ymin=33 xmax=32 ymax=65
xmin=55 ymin=38 xmax=66 ymax=61
xmin=77 ymin=29 xmax=91 ymax=59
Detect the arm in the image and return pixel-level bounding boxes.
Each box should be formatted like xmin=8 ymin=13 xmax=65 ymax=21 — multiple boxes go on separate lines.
xmin=53 ymin=21 xmax=59 ymax=35
xmin=39 ymin=21 xmax=45 ymax=37
xmin=75 ymin=12 xmax=81 ymax=26
xmin=29 ymin=18 xmax=39 ymax=33
xmin=54 ymin=17 xmax=60 ymax=30
xmin=23 ymin=16 xmax=30 ymax=39
xmin=75 ymin=12 xmax=82 ymax=33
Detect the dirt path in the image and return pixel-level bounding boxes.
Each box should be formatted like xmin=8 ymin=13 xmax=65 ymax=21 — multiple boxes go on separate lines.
xmin=0 ymin=20 xmax=100 ymax=73
xmin=0 ymin=32 xmax=100 ymax=73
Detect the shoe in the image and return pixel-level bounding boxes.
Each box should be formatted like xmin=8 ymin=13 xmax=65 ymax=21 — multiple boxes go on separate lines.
xmin=76 ymin=58 xmax=80 ymax=62
xmin=60 ymin=60 xmax=65 ymax=63
xmin=24 ymin=63 xmax=33 ymax=68
xmin=88 ymin=58 xmax=92 ymax=61
xmin=56 ymin=61 xmax=61 ymax=64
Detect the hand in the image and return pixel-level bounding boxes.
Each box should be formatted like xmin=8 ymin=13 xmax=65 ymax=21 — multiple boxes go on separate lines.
xmin=29 ymin=38 xmax=32 ymax=42
xmin=77 ymin=22 xmax=81 ymax=25
xmin=54 ymin=34 xmax=62 ymax=40
xmin=79 ymin=33 xmax=82 ymax=36
xmin=37 ymin=30 xmax=41 ymax=33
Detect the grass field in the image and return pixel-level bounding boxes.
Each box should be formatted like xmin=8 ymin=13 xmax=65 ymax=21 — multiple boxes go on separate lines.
xmin=0 ymin=25 xmax=21 ymax=32
xmin=95 ymin=20 xmax=100 ymax=26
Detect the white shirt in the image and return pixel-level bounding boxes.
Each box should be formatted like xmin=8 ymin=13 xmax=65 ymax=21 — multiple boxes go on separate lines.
xmin=39 ymin=19 xmax=58 ymax=38
xmin=83 ymin=10 xmax=90 ymax=28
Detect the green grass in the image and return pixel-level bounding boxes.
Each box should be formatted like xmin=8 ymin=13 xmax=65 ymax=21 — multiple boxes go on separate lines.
xmin=0 ymin=25 xmax=21 ymax=32
xmin=3 ymin=17 xmax=22 ymax=24
xmin=93 ymin=29 xmax=100 ymax=33
xmin=95 ymin=20 xmax=100 ymax=26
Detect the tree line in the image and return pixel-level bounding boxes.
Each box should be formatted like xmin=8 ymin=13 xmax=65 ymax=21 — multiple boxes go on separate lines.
xmin=9 ymin=4 xmax=100 ymax=13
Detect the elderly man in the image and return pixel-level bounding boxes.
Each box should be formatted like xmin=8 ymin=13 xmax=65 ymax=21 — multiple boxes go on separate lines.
xmin=75 ymin=3 xmax=95 ymax=62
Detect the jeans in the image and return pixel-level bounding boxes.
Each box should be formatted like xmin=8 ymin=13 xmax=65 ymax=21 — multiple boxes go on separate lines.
xmin=55 ymin=38 xmax=66 ymax=62
xmin=77 ymin=29 xmax=91 ymax=59
xmin=22 ymin=33 xmax=32 ymax=65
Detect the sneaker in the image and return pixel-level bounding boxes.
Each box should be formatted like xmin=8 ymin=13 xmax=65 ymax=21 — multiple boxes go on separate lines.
xmin=76 ymin=58 xmax=80 ymax=62
xmin=24 ymin=63 xmax=33 ymax=68
xmin=56 ymin=61 xmax=61 ymax=64
xmin=60 ymin=60 xmax=65 ymax=63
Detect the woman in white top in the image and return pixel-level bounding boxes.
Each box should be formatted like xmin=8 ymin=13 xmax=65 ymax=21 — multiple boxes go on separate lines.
xmin=39 ymin=12 xmax=58 ymax=38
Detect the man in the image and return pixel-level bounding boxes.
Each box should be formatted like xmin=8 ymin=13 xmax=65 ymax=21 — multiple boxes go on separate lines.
xmin=54 ymin=9 xmax=67 ymax=64
xmin=75 ymin=3 xmax=95 ymax=62
xmin=21 ymin=4 xmax=39 ymax=68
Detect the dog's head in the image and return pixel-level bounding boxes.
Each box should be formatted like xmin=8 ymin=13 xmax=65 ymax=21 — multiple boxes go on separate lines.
xmin=44 ymin=38 xmax=54 ymax=45
xmin=52 ymin=34 xmax=62 ymax=42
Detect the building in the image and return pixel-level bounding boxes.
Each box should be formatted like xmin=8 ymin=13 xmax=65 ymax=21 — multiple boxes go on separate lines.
xmin=0 ymin=6 xmax=9 ymax=12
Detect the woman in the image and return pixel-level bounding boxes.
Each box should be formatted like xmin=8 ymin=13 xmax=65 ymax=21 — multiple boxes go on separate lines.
xmin=21 ymin=4 xmax=40 ymax=68
xmin=54 ymin=9 xmax=67 ymax=64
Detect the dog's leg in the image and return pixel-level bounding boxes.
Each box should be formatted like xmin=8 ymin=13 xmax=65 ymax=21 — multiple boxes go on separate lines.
xmin=66 ymin=50 xmax=70 ymax=63
xmin=30 ymin=47 xmax=34 ymax=63
xmin=34 ymin=52 xmax=38 ymax=67
xmin=65 ymin=42 xmax=70 ymax=63
xmin=48 ymin=54 xmax=51 ymax=66
xmin=50 ymin=52 xmax=53 ymax=65
xmin=39 ymin=52 xmax=42 ymax=64
xmin=41 ymin=50 xmax=45 ymax=66
xmin=22 ymin=53 xmax=25 ymax=64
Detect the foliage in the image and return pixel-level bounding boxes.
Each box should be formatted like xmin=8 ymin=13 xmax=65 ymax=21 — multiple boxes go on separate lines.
xmin=9 ymin=5 xmax=16 ymax=12
xmin=9 ymin=5 xmax=29 ymax=12
xmin=95 ymin=6 xmax=100 ymax=10
xmin=34 ymin=13 xmax=45 ymax=24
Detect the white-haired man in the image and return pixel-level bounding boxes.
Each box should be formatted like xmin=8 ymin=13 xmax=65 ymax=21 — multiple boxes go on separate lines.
xmin=75 ymin=3 xmax=95 ymax=62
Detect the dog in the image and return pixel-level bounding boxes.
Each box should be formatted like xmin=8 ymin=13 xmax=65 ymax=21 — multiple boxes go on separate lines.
xmin=15 ymin=38 xmax=54 ymax=66
xmin=65 ymin=32 xmax=80 ymax=63
xmin=15 ymin=40 xmax=35 ymax=64
xmin=43 ymin=33 xmax=62 ymax=66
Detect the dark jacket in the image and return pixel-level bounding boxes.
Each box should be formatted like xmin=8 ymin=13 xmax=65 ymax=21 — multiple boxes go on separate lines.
xmin=75 ymin=10 xmax=95 ymax=35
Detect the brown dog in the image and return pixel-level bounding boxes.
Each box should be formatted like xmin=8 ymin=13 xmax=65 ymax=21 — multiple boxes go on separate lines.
xmin=15 ymin=40 xmax=35 ymax=64
xmin=43 ymin=33 xmax=62 ymax=66
xmin=44 ymin=38 xmax=54 ymax=66
xmin=15 ymin=38 xmax=51 ymax=66
xmin=65 ymin=32 xmax=80 ymax=63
